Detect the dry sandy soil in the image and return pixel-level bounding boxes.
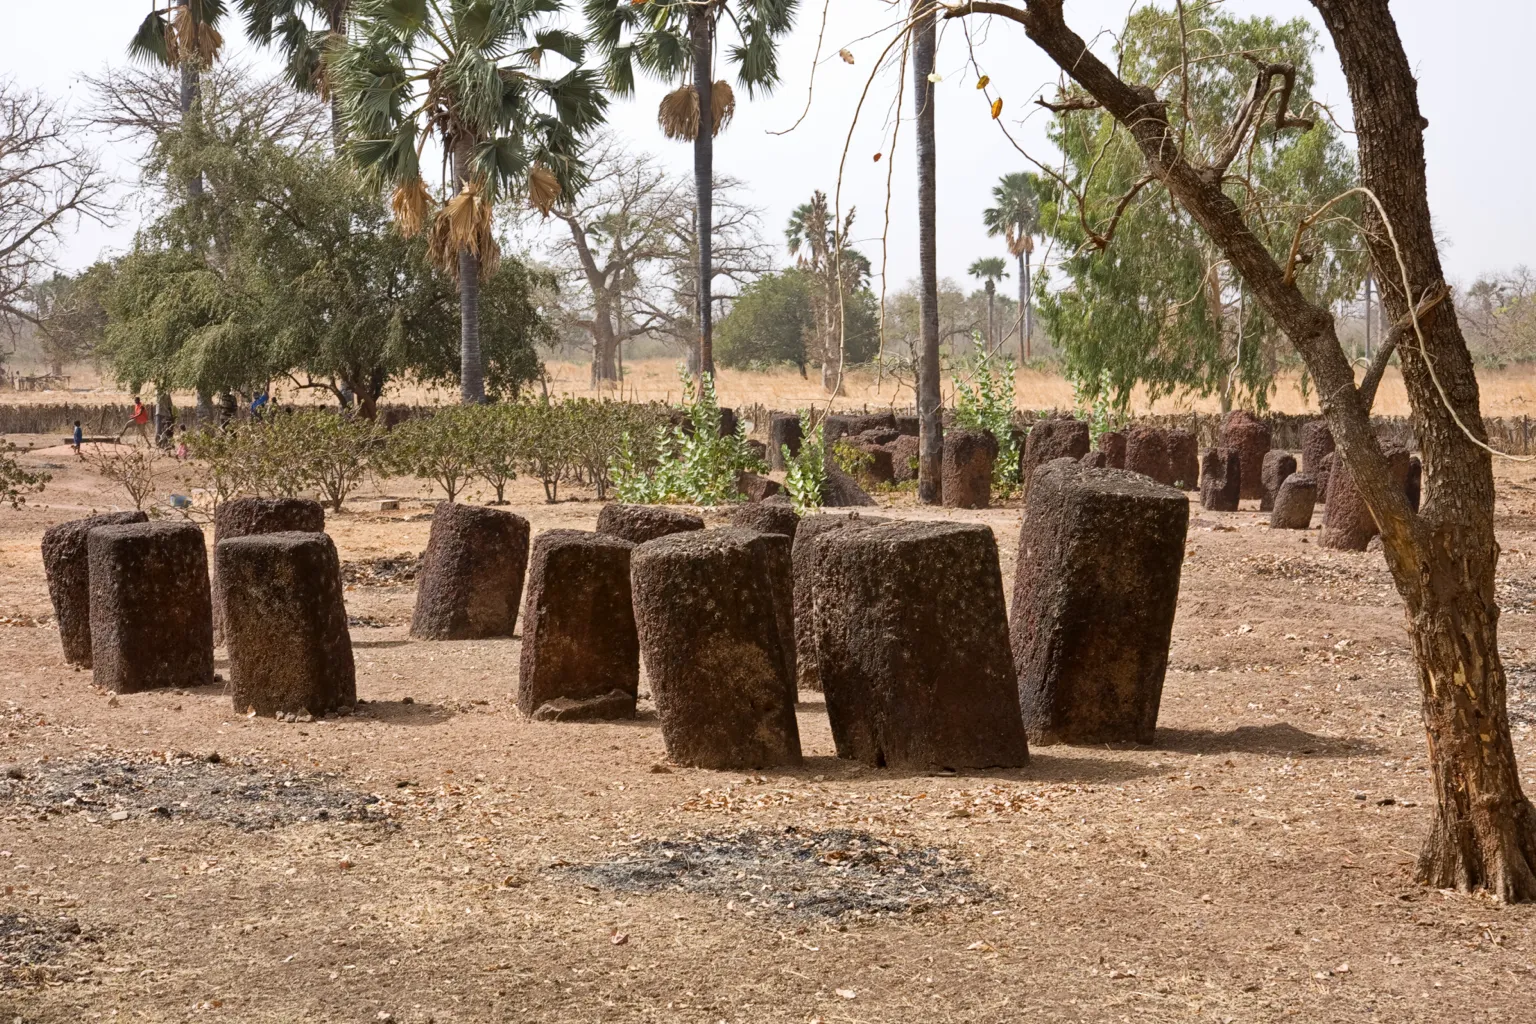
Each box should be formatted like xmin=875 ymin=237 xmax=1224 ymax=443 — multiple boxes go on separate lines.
xmin=3 ymin=435 xmax=1536 ymax=1023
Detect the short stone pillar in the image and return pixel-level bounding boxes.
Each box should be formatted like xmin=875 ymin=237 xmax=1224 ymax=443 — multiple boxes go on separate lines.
xmin=517 ymin=530 xmax=638 ymax=720
xmin=1301 ymin=420 xmax=1335 ymax=476
xmin=1020 ymin=416 xmax=1090 ymax=497
xmin=1010 ymin=460 xmax=1187 ymax=744
xmin=736 ymin=472 xmax=783 ymax=503
xmin=822 ymin=459 xmax=877 ymax=507
xmin=212 ymin=497 xmax=325 ymax=644
xmin=1219 ymin=410 xmax=1272 ymax=501
xmin=1200 ymin=448 xmax=1241 ymax=511
xmin=1166 ymin=429 xmax=1200 ymax=490
xmin=1097 ymin=430 xmax=1127 ymax=469
xmin=768 ymin=414 xmax=803 ymax=471
xmin=731 ymin=502 xmax=801 ymax=540
xmin=410 ymin=502 xmax=530 ymax=639
xmin=87 ymin=521 xmax=214 ymax=693
xmin=1270 ymin=473 xmax=1317 ymax=529
xmin=1080 ymin=450 xmax=1109 ymax=469
xmin=1260 ymin=451 xmax=1297 ymax=512
xmin=888 ymin=435 xmax=920 ymax=482
xmin=1125 ymin=425 xmax=1172 ymax=485
xmin=1322 ymin=444 xmax=1412 ymax=550
xmin=1317 ymin=452 xmax=1335 ymax=506
xmin=942 ymin=428 xmax=997 ymax=509
xmin=41 ymin=511 xmax=147 ymax=667
xmin=631 ymin=528 xmax=802 ymax=769
xmin=596 ymin=503 xmax=705 ymax=544
xmin=792 ymin=514 xmax=886 ymax=692
xmin=811 ymin=521 xmax=1029 ymax=769
xmin=220 ymin=532 xmax=355 ymax=717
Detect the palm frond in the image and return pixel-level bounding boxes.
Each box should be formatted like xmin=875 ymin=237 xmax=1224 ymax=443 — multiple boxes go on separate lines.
xmin=391 ymin=177 xmax=434 ymax=236
xmin=527 ymin=164 xmax=560 ymax=216
xmin=427 ymin=179 xmax=499 ymax=278
xmin=711 ymin=80 xmax=735 ymax=136
xmin=657 ymin=85 xmax=697 ymax=141
xmin=128 ymin=11 xmax=174 ymax=67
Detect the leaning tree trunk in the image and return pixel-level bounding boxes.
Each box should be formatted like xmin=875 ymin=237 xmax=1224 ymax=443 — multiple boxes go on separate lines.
xmin=690 ymin=8 xmax=716 ymax=379
xmin=451 ymin=148 xmax=484 ymax=404
xmin=965 ymin=0 xmax=1536 ymax=901
xmin=912 ymin=1 xmax=942 ymax=504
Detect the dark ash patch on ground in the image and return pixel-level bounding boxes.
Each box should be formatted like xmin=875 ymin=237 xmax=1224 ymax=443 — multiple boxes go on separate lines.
xmin=341 ymin=553 xmax=420 ymax=587
xmin=568 ymin=828 xmax=989 ymax=920
xmin=0 ymin=913 xmax=97 ymax=989
xmin=1 ymin=752 xmax=391 ymax=831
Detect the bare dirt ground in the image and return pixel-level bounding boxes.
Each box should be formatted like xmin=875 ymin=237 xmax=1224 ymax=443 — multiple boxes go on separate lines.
xmin=3 ymin=437 xmax=1536 ymax=1023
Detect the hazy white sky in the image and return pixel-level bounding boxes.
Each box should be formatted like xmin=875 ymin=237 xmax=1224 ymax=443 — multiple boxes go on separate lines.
xmin=3 ymin=0 xmax=1531 ymax=296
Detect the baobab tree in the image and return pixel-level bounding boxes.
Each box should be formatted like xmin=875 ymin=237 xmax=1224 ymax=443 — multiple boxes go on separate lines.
xmin=947 ymin=0 xmax=1536 ymax=899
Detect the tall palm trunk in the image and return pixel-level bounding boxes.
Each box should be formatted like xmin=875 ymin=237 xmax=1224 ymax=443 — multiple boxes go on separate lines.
xmin=1023 ymin=247 xmax=1033 ymax=362
xmin=913 ymin=2 xmax=941 ymax=504
xmin=452 ymin=147 xmax=484 ymax=404
xmin=690 ymin=8 xmax=715 ymax=378
xmin=179 ymin=52 xmax=215 ymax=425
xmin=327 ymin=3 xmax=349 ymax=151
xmin=986 ymin=283 xmax=995 ymax=353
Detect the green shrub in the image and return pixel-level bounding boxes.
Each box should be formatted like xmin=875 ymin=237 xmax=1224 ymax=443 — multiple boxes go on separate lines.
xmin=783 ymin=416 xmax=826 ymax=514
xmin=611 ymin=372 xmax=764 ymax=506
xmin=1 ymin=441 xmax=49 ymax=510
xmin=385 ymin=406 xmax=479 ymax=502
xmin=954 ymin=353 xmax=1021 ymax=498
xmin=467 ymin=403 xmax=528 ymax=505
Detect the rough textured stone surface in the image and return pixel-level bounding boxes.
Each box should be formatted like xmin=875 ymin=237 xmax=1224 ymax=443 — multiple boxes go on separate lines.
xmin=1011 ymin=460 xmax=1188 ymax=744
xmin=1080 ymin=450 xmax=1109 ymax=469
xmin=730 ymin=503 xmax=801 ymax=540
xmin=1125 ymin=425 xmax=1172 ymax=485
xmin=1406 ymin=455 xmax=1422 ymax=513
xmin=1260 ymin=451 xmax=1298 ymax=512
xmin=848 ymin=443 xmax=896 ymax=486
xmin=793 ymin=514 xmax=887 ymax=693
xmin=41 ymin=511 xmax=147 ymax=667
xmin=1270 ymin=473 xmax=1317 ymax=529
xmin=894 ymin=414 xmax=920 ymax=437
xmin=887 ymin=435 xmax=920 ymax=482
xmin=744 ymin=439 xmax=767 ymax=464
xmin=220 ymin=532 xmax=354 ymax=718
xmin=1020 ymin=416 xmax=1091 ymax=497
xmin=852 ymin=427 xmax=900 ymax=447
xmin=212 ymin=497 xmax=325 ymax=644
xmin=1166 ymin=428 xmax=1200 ymax=490
xmin=1097 ymin=431 xmax=1127 ymax=470
xmin=88 ymin=521 xmax=214 ymax=693
xmin=1301 ymin=421 xmax=1335 ymax=502
xmin=736 ymin=472 xmax=783 ymax=503
xmin=1200 ymin=448 xmax=1241 ymax=511
xmin=824 ymin=412 xmax=896 ymax=443
xmin=532 ymin=691 xmax=636 ymax=722
xmin=768 ymin=415 xmax=803 ymax=471
xmin=1219 ymin=411 xmax=1272 ymax=500
xmin=811 ymin=521 xmax=1029 ymax=769
xmin=822 ymin=460 xmax=877 ymax=507
xmin=410 ymin=502 xmax=530 ymax=640
xmin=1317 ymin=452 xmax=1335 ymax=507
xmin=1322 ymin=444 xmax=1412 ymax=551
xmin=942 ymin=429 xmax=997 ymax=509
xmin=631 ymin=528 xmax=801 ymax=769
xmin=596 ymin=503 xmax=705 ymax=544
xmin=517 ymin=530 xmax=637 ymax=719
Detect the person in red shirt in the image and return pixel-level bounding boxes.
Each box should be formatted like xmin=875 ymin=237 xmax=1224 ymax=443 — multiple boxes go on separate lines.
xmin=117 ymin=396 xmax=150 ymax=445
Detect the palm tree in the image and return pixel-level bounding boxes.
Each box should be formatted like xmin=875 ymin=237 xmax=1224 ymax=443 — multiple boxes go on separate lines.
xmin=911 ymin=1 xmax=941 ymax=504
xmin=787 ymin=191 xmax=870 ymax=392
xmin=983 ymin=171 xmax=1041 ymax=363
xmin=236 ymin=1 xmax=351 ymax=145
xmin=967 ymin=257 xmax=1008 ymax=354
xmin=331 ymin=1 xmax=607 ymax=404
xmin=585 ymin=0 xmax=798 ymax=378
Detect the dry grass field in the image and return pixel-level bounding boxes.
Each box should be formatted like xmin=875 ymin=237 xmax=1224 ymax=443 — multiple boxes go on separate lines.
xmin=1 ymin=426 xmax=1535 ymax=1022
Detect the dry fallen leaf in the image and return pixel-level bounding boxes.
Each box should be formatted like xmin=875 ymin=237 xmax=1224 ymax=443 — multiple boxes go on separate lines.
xmin=966 ymin=940 xmax=995 ymax=952
xmin=835 ymin=988 xmax=857 ymax=999
xmin=611 ymin=931 xmax=629 ymax=946
xmin=839 ymin=48 xmax=855 ymax=64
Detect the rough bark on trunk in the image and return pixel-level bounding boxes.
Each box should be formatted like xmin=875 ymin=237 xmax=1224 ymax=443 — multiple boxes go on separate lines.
xmin=690 ymin=8 xmax=715 ymax=379
xmin=452 ymin=148 xmax=484 ymax=404
xmin=1024 ymin=247 xmax=1033 ymax=361
xmin=1018 ymin=251 xmax=1028 ymax=364
xmin=913 ymin=2 xmax=942 ymax=504
xmin=952 ymin=0 xmax=1536 ymax=900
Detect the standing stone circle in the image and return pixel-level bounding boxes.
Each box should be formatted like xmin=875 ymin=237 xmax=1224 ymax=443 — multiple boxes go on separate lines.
xmin=942 ymin=428 xmax=997 ymax=509
xmin=1097 ymin=430 xmax=1127 ymax=470
xmin=410 ymin=502 xmax=531 ymax=640
xmin=1270 ymin=473 xmax=1317 ymax=530
xmin=1199 ymin=448 xmax=1241 ymax=511
xmin=811 ymin=521 xmax=1029 ymax=769
xmin=730 ymin=502 xmax=801 ymax=540
xmin=596 ymin=503 xmax=705 ymax=544
xmin=1166 ymin=428 xmax=1200 ymax=490
xmin=88 ymin=521 xmax=214 ymax=694
xmin=517 ymin=530 xmax=638 ymax=721
xmin=41 ymin=511 xmax=148 ymax=667
xmin=1125 ymin=425 xmax=1172 ymax=485
xmin=1011 ymin=460 xmax=1188 ymax=745
xmin=212 ymin=497 xmax=325 ymax=644
xmin=769 ymin=414 xmax=803 ymax=471
xmin=1321 ymin=443 xmax=1412 ymax=550
xmin=1020 ymin=416 xmax=1091 ymax=497
xmin=631 ymin=528 xmax=802 ymax=769
xmin=220 ymin=532 xmax=354 ymax=718
xmin=792 ymin=514 xmax=886 ymax=693
xmin=1260 ymin=451 xmax=1298 ymax=512
xmin=1219 ymin=411 xmax=1272 ymax=500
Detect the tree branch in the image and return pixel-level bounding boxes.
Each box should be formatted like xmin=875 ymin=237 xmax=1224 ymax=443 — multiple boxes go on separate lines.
xmin=1358 ymin=284 xmax=1449 ymax=412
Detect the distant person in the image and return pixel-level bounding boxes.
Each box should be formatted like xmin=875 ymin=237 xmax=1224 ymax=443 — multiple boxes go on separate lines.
xmin=71 ymin=420 xmax=83 ymax=456
xmin=117 ymin=397 xmax=150 ymax=444
xmin=250 ymin=391 xmax=269 ymax=419
xmin=174 ymin=425 xmax=188 ymax=462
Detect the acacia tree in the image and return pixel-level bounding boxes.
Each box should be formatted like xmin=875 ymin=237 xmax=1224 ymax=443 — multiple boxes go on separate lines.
xmin=585 ymin=0 xmax=798 ymax=377
xmin=333 ymin=0 xmax=606 ymax=404
xmin=949 ymin=0 xmax=1536 ymax=900
xmin=967 ymin=256 xmax=1007 ymax=352
xmin=982 ymin=171 xmax=1040 ymax=361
